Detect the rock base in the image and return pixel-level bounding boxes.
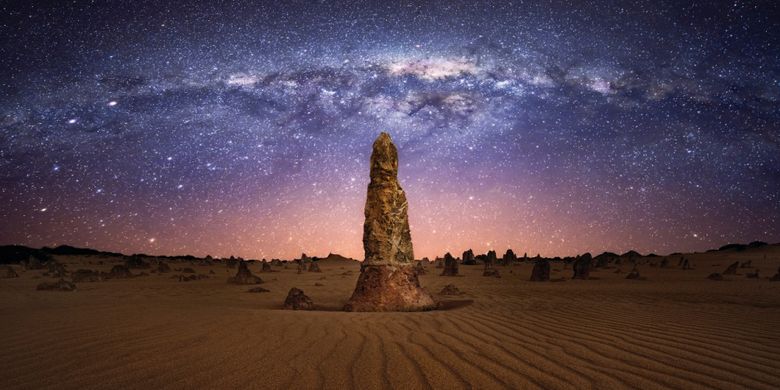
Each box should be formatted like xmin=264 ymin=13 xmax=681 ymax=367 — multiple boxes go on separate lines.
xmin=344 ymin=265 xmax=436 ymax=312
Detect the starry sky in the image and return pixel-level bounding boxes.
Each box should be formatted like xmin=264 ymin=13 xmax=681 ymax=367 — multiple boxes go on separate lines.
xmin=1 ymin=1 xmax=778 ymax=260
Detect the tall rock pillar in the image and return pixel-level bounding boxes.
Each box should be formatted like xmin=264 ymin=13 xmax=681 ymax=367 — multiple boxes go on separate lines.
xmin=344 ymin=133 xmax=436 ymax=311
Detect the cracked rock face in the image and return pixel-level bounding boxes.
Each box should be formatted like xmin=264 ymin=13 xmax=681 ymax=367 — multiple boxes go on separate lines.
xmin=344 ymin=133 xmax=436 ymax=312
xmin=362 ymin=132 xmax=413 ymax=267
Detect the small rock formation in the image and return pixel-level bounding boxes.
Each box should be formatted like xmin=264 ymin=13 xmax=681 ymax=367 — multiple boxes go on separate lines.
xmin=435 ymin=258 xmax=444 ymax=268
xmin=71 ymin=269 xmax=103 ymax=283
xmin=261 ymin=260 xmax=272 ymax=272
xmin=177 ymin=274 xmax=207 ymax=282
xmin=594 ymin=252 xmax=617 ymax=268
xmin=248 ymin=287 xmax=270 ymax=293
xmin=441 ymin=253 xmax=459 ymax=276
xmin=157 ymin=262 xmax=171 ymax=273
xmin=483 ymin=256 xmax=500 ymax=277
xmin=296 ymin=259 xmax=306 ymax=274
xmin=722 ymin=261 xmax=739 ymax=275
xmin=1 ymin=265 xmax=19 ymax=279
xmin=501 ymin=249 xmax=517 ymax=266
xmin=44 ymin=261 xmax=68 ymax=278
xmin=681 ymin=257 xmax=692 ymax=270
xmin=740 ymin=260 xmax=752 ymax=268
xmin=344 ymin=133 xmax=436 ymax=312
xmin=707 ymin=273 xmax=724 ymax=281
xmin=283 ymin=287 xmax=314 ymax=310
xmin=485 ymin=250 xmax=498 ymax=266
xmin=228 ymin=261 xmax=263 ymax=284
xmin=462 ymin=249 xmax=476 ymax=265
xmin=105 ymin=264 xmax=133 ymax=279
xmin=271 ymin=259 xmax=283 ymax=267
xmin=439 ymin=284 xmax=462 ymax=295
xmin=308 ymin=261 xmax=321 ymax=273
xmin=625 ymin=267 xmax=641 ymax=280
xmin=483 ymin=267 xmax=501 ymax=278
xmin=24 ymin=255 xmax=48 ymax=270
xmin=414 ymin=261 xmax=426 ymax=275
xmin=124 ymin=256 xmax=150 ymax=269
xmin=770 ymin=267 xmax=780 ymax=281
xmin=572 ymin=253 xmax=592 ymax=280
xmin=530 ymin=259 xmax=550 ymax=281
xmin=659 ymin=257 xmax=669 ymax=268
xmin=36 ymin=279 xmax=76 ymax=291
xmin=745 ymin=270 xmax=759 ymax=279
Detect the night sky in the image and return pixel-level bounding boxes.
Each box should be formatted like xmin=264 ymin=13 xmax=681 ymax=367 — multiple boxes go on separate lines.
xmin=1 ymin=1 xmax=778 ymax=260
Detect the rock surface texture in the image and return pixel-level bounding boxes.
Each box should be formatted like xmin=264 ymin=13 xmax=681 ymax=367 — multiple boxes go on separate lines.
xmin=344 ymin=133 xmax=436 ymax=312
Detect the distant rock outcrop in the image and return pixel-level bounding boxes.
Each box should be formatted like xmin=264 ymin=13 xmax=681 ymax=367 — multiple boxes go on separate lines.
xmin=483 ymin=267 xmax=500 ymax=278
xmin=530 ymin=259 xmax=550 ymax=281
xmin=308 ymin=261 xmax=321 ymax=273
xmin=462 ymin=249 xmax=476 ymax=265
xmin=707 ymin=273 xmax=724 ymax=281
xmin=572 ymin=253 xmax=592 ymax=280
xmin=36 ymin=279 xmax=76 ymax=291
xmin=228 ymin=261 xmax=263 ymax=284
xmin=44 ymin=261 xmax=68 ymax=278
xmin=105 ymin=264 xmax=133 ymax=279
xmin=594 ymin=252 xmax=618 ymax=268
xmin=124 ymin=256 xmax=151 ymax=269
xmin=24 ymin=255 xmax=48 ymax=270
xmin=441 ymin=253 xmax=459 ymax=276
xmin=501 ymin=249 xmax=517 ymax=266
xmin=483 ymin=254 xmax=500 ymax=277
xmin=1 ymin=265 xmax=19 ymax=279
xmin=485 ymin=250 xmax=498 ymax=266
xmin=283 ymin=287 xmax=314 ymax=310
xmin=157 ymin=261 xmax=171 ymax=273
xmin=261 ymin=260 xmax=272 ymax=273
xmin=71 ymin=269 xmax=103 ymax=283
xmin=625 ymin=267 xmax=642 ymax=280
xmin=722 ymin=261 xmax=739 ymax=275
xmin=414 ymin=261 xmax=426 ymax=275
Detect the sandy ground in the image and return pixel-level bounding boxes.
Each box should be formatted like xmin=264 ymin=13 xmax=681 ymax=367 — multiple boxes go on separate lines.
xmin=2 ymin=247 xmax=780 ymax=390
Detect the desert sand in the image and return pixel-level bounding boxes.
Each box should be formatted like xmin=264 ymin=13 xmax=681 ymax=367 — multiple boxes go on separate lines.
xmin=2 ymin=246 xmax=780 ymax=389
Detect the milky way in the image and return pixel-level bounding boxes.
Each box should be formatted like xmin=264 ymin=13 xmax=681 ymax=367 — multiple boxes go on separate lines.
xmin=1 ymin=1 xmax=778 ymax=259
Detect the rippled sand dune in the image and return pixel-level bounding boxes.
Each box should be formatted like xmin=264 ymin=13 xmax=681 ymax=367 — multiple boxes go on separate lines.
xmin=2 ymin=247 xmax=779 ymax=389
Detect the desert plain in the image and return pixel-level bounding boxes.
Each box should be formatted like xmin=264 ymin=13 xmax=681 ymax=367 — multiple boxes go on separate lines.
xmin=1 ymin=245 xmax=779 ymax=390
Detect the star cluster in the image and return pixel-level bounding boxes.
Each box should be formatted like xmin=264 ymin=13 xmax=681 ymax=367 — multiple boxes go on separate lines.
xmin=1 ymin=1 xmax=778 ymax=259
